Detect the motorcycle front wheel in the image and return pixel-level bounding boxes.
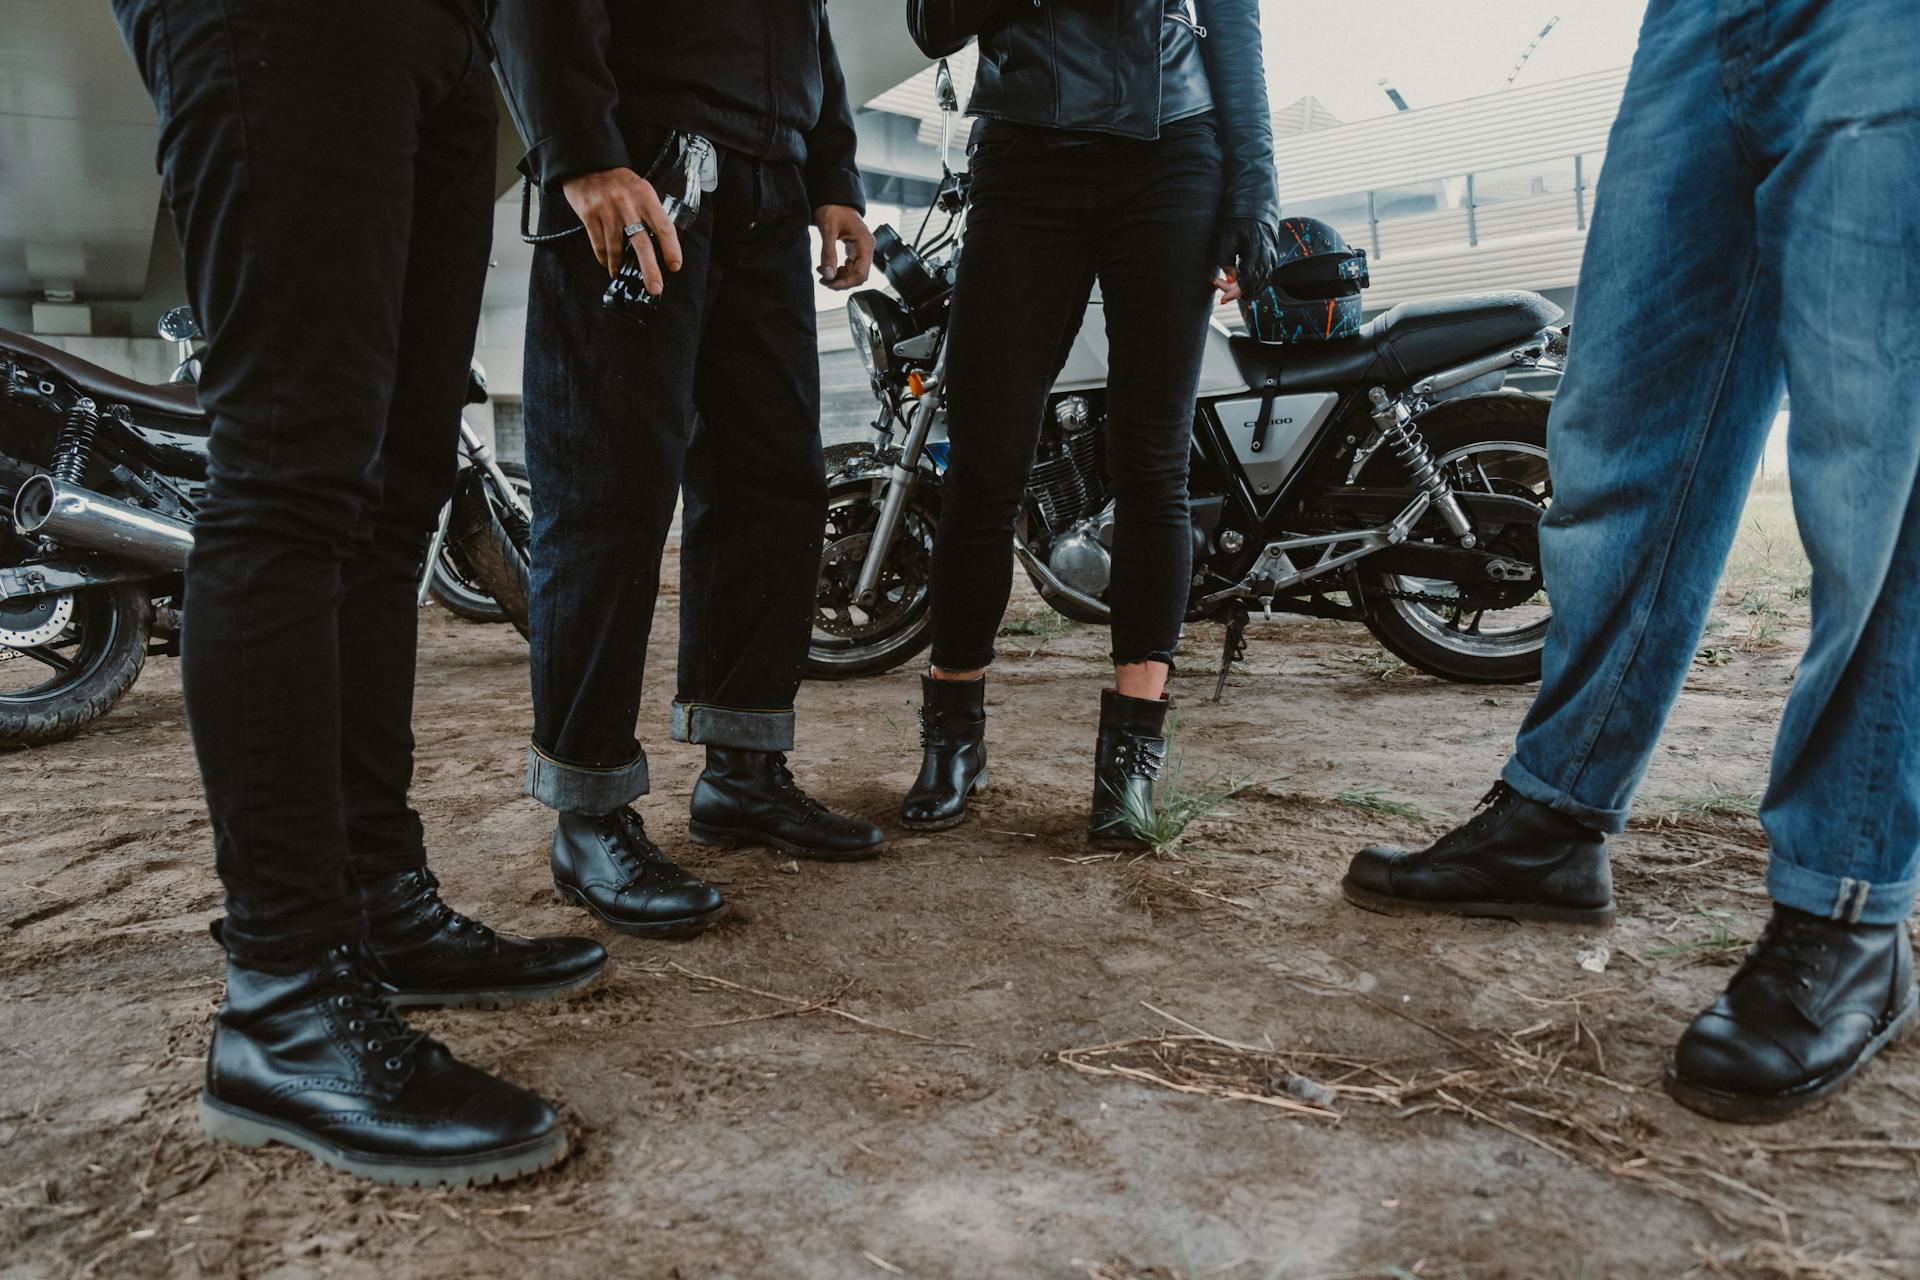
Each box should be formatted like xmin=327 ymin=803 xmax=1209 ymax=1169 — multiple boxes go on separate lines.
xmin=804 ymin=474 xmax=938 ymax=680
xmin=1356 ymin=394 xmax=1553 ymax=684
xmin=430 ymin=461 xmax=530 ymax=624
xmin=447 ymin=465 xmax=531 ymax=640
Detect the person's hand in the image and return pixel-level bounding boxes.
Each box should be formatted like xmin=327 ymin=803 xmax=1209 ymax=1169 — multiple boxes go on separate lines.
xmin=1211 ymin=216 xmax=1278 ymax=303
xmin=561 ymin=167 xmax=684 ymax=288
xmin=815 ymin=205 xmax=875 ymax=290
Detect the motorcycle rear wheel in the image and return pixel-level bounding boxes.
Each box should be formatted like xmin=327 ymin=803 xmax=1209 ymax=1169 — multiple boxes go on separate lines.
xmin=1356 ymin=394 xmax=1552 ymax=684
xmin=0 ymin=582 xmax=152 ymax=748
xmin=447 ymin=466 xmax=531 ymax=641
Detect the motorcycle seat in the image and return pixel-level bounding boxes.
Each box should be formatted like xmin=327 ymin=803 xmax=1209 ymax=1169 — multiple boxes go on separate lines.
xmin=1228 ymin=290 xmax=1563 ymax=395
xmin=0 ymin=326 xmax=204 ymax=419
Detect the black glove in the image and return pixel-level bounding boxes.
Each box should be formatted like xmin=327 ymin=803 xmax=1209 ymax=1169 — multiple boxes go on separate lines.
xmin=1213 ymin=216 xmax=1278 ymax=295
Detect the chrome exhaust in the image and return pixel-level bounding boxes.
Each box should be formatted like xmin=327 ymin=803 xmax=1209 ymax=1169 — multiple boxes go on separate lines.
xmin=11 ymin=474 xmax=193 ymax=571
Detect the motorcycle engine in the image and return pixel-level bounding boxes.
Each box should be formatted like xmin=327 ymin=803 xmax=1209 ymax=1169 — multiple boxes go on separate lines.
xmin=1047 ymin=500 xmax=1116 ymax=597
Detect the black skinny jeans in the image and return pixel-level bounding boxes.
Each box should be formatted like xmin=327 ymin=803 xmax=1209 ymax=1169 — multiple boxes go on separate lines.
xmin=110 ymin=0 xmax=496 ymax=959
xmin=929 ymin=117 xmax=1225 ymax=672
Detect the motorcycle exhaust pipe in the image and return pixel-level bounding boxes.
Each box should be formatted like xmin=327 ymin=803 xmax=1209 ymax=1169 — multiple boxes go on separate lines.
xmin=11 ymin=474 xmax=193 ymax=572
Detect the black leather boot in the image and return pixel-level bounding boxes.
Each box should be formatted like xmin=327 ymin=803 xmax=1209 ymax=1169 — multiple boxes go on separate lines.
xmin=902 ymin=674 xmax=988 ymax=831
xmin=1088 ymin=689 xmax=1170 ymax=845
xmin=200 ymin=936 xmax=567 ymax=1186
xmin=1342 ymin=782 xmax=1614 ymax=925
xmin=688 ymin=748 xmax=884 ymax=861
xmin=551 ymin=807 xmax=726 ymax=937
xmin=1667 ymin=905 xmax=1919 ymax=1122
xmin=360 ymin=867 xmax=608 ymax=1009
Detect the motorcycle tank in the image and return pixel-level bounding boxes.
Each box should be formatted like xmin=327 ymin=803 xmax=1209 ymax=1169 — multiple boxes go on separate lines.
xmin=1049 ymin=287 xmax=1250 ymax=399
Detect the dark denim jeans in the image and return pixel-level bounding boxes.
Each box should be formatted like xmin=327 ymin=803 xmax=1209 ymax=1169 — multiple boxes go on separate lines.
xmin=1503 ymin=0 xmax=1920 ymax=924
xmin=929 ymin=116 xmax=1225 ymax=671
xmin=521 ymin=139 xmax=827 ymax=814
xmin=110 ymin=0 xmax=497 ymax=957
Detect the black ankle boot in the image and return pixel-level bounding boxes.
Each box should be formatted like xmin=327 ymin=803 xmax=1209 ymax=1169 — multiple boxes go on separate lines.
xmin=551 ymin=807 xmax=726 ymax=937
xmin=361 ymin=867 xmax=608 ymax=1009
xmin=902 ymin=674 xmax=988 ymax=831
xmin=689 ymin=748 xmax=884 ymax=861
xmin=1667 ymin=905 xmax=1919 ymax=1122
xmin=1089 ymin=689 xmax=1170 ymax=845
xmin=200 ymin=935 xmax=567 ymax=1186
xmin=1342 ymin=781 xmax=1614 ymax=925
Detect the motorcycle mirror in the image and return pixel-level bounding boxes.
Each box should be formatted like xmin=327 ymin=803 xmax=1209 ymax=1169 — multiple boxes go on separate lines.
xmin=157 ymin=305 xmax=200 ymax=343
xmin=466 ymin=359 xmax=489 ymax=405
xmin=935 ymin=59 xmax=958 ymax=113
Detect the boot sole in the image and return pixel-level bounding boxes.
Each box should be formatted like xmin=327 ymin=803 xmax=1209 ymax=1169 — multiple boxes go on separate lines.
xmin=687 ymin=820 xmax=884 ymax=862
xmin=198 ymin=1093 xmax=568 ymax=1188
xmin=901 ymin=772 xmax=988 ymax=833
xmin=384 ymin=957 xmax=610 ymax=1011
xmin=553 ymin=883 xmax=727 ymax=938
xmin=1663 ymin=985 xmax=1920 ymax=1124
xmin=1339 ymin=876 xmax=1615 ymax=927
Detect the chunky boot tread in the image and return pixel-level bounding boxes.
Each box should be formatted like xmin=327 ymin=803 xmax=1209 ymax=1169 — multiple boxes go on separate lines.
xmin=199 ymin=1094 xmax=568 ymax=1187
xmin=553 ymin=881 xmax=726 ymax=937
xmin=1340 ymin=875 xmax=1615 ymax=926
xmin=383 ymin=962 xmax=609 ymax=1010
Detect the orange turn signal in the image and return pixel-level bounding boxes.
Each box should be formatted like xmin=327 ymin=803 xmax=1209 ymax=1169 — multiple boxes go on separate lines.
xmin=907 ymin=371 xmax=927 ymax=398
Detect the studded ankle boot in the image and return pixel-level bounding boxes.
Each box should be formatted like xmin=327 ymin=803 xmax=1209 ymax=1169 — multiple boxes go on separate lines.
xmin=1088 ymin=689 xmax=1169 ymax=845
xmin=901 ymin=673 xmax=988 ymax=831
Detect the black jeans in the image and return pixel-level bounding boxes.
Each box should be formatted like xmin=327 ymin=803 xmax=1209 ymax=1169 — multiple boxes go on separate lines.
xmin=929 ymin=117 xmax=1225 ymax=672
xmin=521 ymin=137 xmax=828 ymax=815
xmin=111 ymin=0 xmax=497 ymax=958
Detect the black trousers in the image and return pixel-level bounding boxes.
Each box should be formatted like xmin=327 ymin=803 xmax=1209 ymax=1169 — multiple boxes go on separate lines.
xmin=928 ymin=117 xmax=1225 ymax=672
xmin=111 ymin=0 xmax=497 ymax=958
xmin=520 ymin=137 xmax=828 ymax=815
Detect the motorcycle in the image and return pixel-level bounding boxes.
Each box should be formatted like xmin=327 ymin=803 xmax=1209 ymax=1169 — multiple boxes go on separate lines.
xmin=807 ymin=60 xmax=1567 ymax=694
xmin=0 ymin=316 xmax=525 ymax=747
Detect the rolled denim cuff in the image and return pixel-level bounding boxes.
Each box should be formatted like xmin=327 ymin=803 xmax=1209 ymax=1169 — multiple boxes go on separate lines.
xmin=1500 ymin=755 xmax=1629 ymax=834
xmin=523 ymin=742 xmax=650 ymax=814
xmin=1767 ymin=856 xmax=1918 ymax=928
xmin=671 ymin=701 xmax=795 ymax=750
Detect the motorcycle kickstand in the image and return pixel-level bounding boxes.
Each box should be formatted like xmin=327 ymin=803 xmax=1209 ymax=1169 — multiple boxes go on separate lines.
xmin=1212 ymin=604 xmax=1251 ymax=703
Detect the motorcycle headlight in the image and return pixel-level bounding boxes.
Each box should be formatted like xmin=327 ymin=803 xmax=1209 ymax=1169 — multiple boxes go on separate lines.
xmin=846 ymin=290 xmax=913 ymax=385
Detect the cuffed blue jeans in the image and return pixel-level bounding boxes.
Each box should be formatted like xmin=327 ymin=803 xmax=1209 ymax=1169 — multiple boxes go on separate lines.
xmin=1501 ymin=0 xmax=1920 ymax=925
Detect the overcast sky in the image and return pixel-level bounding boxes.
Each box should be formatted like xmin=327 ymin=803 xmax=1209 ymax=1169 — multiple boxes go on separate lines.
xmin=1260 ymin=0 xmax=1650 ymax=122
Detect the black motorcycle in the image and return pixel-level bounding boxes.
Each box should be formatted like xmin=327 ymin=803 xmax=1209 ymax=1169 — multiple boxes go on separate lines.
xmin=0 ymin=325 xmax=521 ymax=746
xmin=808 ymin=62 xmax=1566 ymax=693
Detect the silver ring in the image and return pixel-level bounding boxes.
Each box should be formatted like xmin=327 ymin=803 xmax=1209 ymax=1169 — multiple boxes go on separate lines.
xmin=622 ymin=221 xmax=648 ymax=238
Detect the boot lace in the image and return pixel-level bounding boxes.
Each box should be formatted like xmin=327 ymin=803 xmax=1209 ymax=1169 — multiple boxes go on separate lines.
xmin=325 ymin=943 xmax=431 ymax=1074
xmin=1736 ymin=911 xmax=1832 ymax=995
xmin=771 ymin=753 xmax=834 ymax=821
xmin=1107 ymin=736 xmax=1166 ymax=780
xmin=391 ymin=868 xmax=494 ymax=942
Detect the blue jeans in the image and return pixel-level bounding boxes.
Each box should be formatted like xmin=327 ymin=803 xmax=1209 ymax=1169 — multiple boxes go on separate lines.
xmin=1503 ymin=0 xmax=1920 ymax=925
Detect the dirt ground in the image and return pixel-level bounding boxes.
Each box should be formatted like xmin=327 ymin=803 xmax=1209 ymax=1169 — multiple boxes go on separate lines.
xmin=4 ymin=486 xmax=1917 ymax=1280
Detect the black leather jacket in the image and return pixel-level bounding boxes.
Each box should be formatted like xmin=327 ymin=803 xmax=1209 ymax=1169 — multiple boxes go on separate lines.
xmin=908 ymin=0 xmax=1278 ymax=226
xmin=491 ymin=0 xmax=863 ymax=211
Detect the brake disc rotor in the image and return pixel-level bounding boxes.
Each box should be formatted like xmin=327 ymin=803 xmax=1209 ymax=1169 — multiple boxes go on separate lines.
xmin=815 ymin=531 xmax=925 ymax=639
xmin=0 ymin=591 xmax=75 ymax=648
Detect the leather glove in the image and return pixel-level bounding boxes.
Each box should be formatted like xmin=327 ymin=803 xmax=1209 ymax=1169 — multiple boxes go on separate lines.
xmin=1213 ymin=216 xmax=1278 ymax=295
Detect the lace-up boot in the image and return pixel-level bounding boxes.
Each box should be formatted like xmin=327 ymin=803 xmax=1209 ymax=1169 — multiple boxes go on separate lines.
xmin=360 ymin=867 xmax=606 ymax=1009
xmin=1668 ymin=905 xmax=1919 ymax=1121
xmin=1089 ymin=689 xmax=1170 ymax=845
xmin=199 ymin=933 xmax=567 ymax=1186
xmin=551 ymin=807 xmax=726 ymax=936
xmin=689 ymin=748 xmax=884 ymax=860
xmin=1342 ymin=781 xmax=1613 ymax=924
xmin=901 ymin=674 xmax=988 ymax=831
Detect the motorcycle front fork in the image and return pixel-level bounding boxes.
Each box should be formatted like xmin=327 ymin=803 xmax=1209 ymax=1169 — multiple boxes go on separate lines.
xmin=417 ymin=416 xmax=531 ymax=607
xmin=852 ymin=339 xmax=950 ymax=607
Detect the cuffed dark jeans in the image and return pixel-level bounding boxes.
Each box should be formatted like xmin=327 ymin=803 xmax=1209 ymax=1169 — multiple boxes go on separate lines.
xmin=111 ymin=0 xmax=496 ymax=959
xmin=928 ymin=117 xmax=1225 ymax=672
xmin=522 ymin=136 xmax=827 ymax=814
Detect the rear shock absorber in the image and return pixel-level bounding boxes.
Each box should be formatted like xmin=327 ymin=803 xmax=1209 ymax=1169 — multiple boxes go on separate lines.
xmin=52 ymin=396 xmax=100 ymax=484
xmin=1368 ymin=387 xmax=1476 ymax=547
